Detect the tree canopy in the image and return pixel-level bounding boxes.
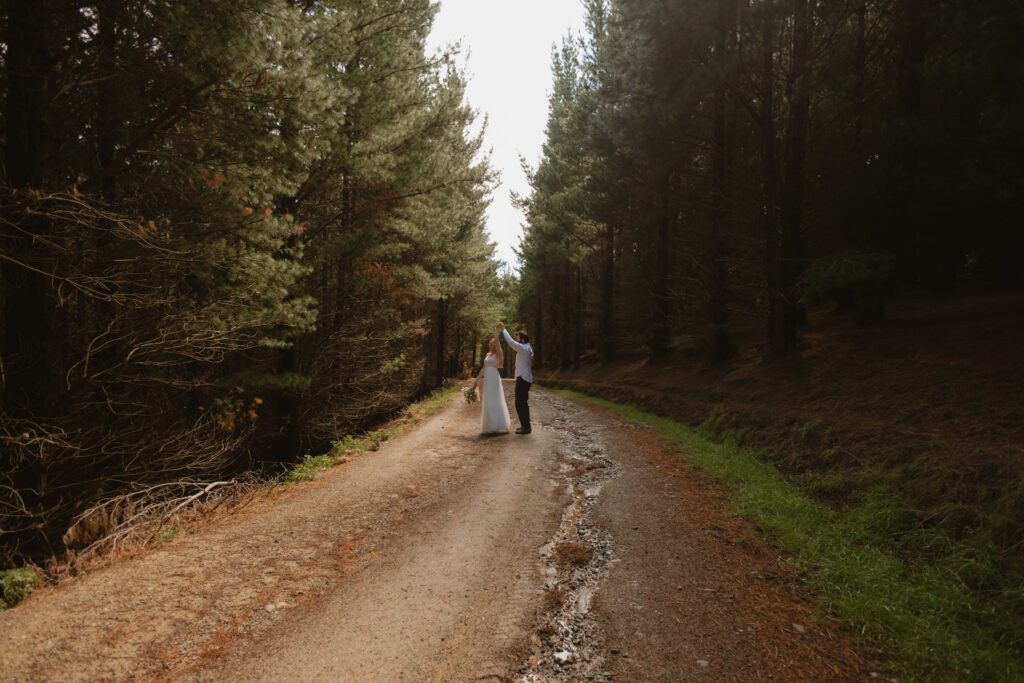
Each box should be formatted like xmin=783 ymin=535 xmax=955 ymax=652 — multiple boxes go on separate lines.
xmin=0 ymin=0 xmax=503 ymax=566
xmin=517 ymin=0 xmax=1023 ymax=366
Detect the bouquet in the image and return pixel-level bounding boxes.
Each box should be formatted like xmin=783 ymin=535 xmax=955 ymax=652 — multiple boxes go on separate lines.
xmin=463 ymin=385 xmax=477 ymax=403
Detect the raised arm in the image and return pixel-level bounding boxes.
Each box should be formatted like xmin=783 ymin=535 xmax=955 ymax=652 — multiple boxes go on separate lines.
xmin=500 ymin=327 xmax=529 ymax=354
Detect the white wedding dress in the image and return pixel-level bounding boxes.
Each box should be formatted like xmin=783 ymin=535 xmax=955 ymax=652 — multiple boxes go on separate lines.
xmin=479 ymin=352 xmax=512 ymax=434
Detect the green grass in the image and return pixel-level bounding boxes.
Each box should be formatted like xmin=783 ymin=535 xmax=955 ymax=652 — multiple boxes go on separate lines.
xmin=153 ymin=524 xmax=182 ymax=545
xmin=287 ymin=453 xmax=341 ymax=482
xmin=409 ymin=385 xmax=459 ymax=420
xmin=555 ymin=389 xmax=1024 ymax=682
xmin=285 ymin=386 xmax=457 ymax=484
xmin=0 ymin=567 xmax=38 ymax=609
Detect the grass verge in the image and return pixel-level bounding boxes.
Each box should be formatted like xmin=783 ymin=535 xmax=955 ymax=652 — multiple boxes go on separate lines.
xmin=286 ymin=386 xmax=457 ymax=483
xmin=555 ymin=388 xmax=1024 ymax=683
xmin=154 ymin=525 xmax=183 ymax=545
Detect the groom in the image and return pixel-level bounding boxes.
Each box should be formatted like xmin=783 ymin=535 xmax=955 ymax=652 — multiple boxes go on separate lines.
xmin=497 ymin=322 xmax=533 ymax=434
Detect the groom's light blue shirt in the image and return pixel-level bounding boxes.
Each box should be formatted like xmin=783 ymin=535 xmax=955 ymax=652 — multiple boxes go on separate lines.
xmin=501 ymin=328 xmax=534 ymax=383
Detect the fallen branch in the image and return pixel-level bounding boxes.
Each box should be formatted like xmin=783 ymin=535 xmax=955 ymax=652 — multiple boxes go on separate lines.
xmin=60 ymin=476 xmax=266 ymax=573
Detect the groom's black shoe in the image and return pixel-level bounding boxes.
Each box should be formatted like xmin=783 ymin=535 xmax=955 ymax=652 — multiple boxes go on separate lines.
xmin=515 ymin=428 xmax=532 ymax=434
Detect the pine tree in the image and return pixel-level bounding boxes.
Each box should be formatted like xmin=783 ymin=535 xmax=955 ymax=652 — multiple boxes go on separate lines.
xmin=0 ymin=0 xmax=502 ymax=566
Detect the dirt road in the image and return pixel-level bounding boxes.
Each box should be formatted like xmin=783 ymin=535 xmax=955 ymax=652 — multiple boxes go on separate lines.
xmin=0 ymin=385 xmax=875 ymax=682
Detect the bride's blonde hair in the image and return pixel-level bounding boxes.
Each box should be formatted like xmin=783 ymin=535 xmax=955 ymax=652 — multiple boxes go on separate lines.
xmin=488 ymin=335 xmax=503 ymax=366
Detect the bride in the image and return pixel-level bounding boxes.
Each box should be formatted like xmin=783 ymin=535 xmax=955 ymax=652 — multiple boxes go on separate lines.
xmin=474 ymin=335 xmax=512 ymax=435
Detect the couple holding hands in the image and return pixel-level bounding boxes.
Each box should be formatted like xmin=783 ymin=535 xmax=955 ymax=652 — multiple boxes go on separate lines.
xmin=473 ymin=322 xmax=533 ymax=436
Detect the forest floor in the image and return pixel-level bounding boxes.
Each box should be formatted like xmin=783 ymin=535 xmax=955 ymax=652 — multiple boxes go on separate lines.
xmin=546 ymin=290 xmax=1024 ymax=555
xmin=0 ymin=383 xmax=878 ymax=682
xmin=541 ymin=289 xmax=1024 ymax=679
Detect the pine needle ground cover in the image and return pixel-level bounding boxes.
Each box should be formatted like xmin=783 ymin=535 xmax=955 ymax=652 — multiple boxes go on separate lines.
xmin=555 ymin=389 xmax=1024 ymax=683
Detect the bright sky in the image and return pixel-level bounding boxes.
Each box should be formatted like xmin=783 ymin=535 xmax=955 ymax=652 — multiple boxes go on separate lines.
xmin=426 ymin=0 xmax=588 ymax=271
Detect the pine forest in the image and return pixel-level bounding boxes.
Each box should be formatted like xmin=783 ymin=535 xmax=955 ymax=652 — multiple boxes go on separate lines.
xmin=2 ymin=4 xmax=1024 ymax=677
xmin=1 ymin=0 xmax=506 ymax=565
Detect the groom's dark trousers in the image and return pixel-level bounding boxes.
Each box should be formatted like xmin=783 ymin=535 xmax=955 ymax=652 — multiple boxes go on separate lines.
xmin=515 ymin=377 xmax=532 ymax=432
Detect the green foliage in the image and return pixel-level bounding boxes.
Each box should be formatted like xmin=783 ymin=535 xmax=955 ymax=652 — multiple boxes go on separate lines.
xmin=518 ymin=0 xmax=1024 ymax=363
xmin=220 ymin=371 xmax=311 ymax=396
xmin=287 ymin=453 xmax=344 ymax=483
xmin=154 ymin=525 xmax=183 ymax=545
xmin=800 ymin=253 xmax=896 ymax=305
xmin=0 ymin=568 xmax=38 ymax=609
xmin=556 ymin=389 xmax=1024 ymax=682
xmin=0 ymin=1 xmax=501 ymax=565
xmin=286 ymin=386 xmax=456 ymax=483
xmin=409 ymin=386 xmax=459 ymax=421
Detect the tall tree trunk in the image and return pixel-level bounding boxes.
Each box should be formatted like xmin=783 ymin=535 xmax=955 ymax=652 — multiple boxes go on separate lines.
xmin=850 ymin=0 xmax=887 ymax=323
xmin=4 ymin=1 xmax=54 ymax=189
xmin=96 ymin=0 xmax=120 ymax=199
xmin=759 ymin=5 xmax=786 ymax=358
xmin=650 ymin=170 xmax=674 ymax=358
xmin=559 ymin=260 xmax=573 ymax=370
xmin=777 ymin=0 xmax=811 ymax=354
xmin=2 ymin=0 xmax=59 ymax=411
xmin=893 ymin=0 xmax=928 ymax=284
xmin=598 ymin=219 xmax=616 ymax=362
xmin=709 ymin=0 xmax=737 ymax=364
xmin=573 ymin=264 xmax=583 ymax=369
xmin=433 ymin=298 xmax=447 ymax=388
xmin=853 ymin=0 xmax=867 ymax=141
xmin=1 ymin=0 xmax=63 ymax=561
xmin=534 ymin=287 xmax=543 ymax=369
xmin=451 ymin=323 xmax=462 ymax=377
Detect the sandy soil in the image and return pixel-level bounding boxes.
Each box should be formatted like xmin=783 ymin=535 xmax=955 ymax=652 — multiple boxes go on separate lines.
xmin=0 ymin=383 xmax=876 ymax=682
